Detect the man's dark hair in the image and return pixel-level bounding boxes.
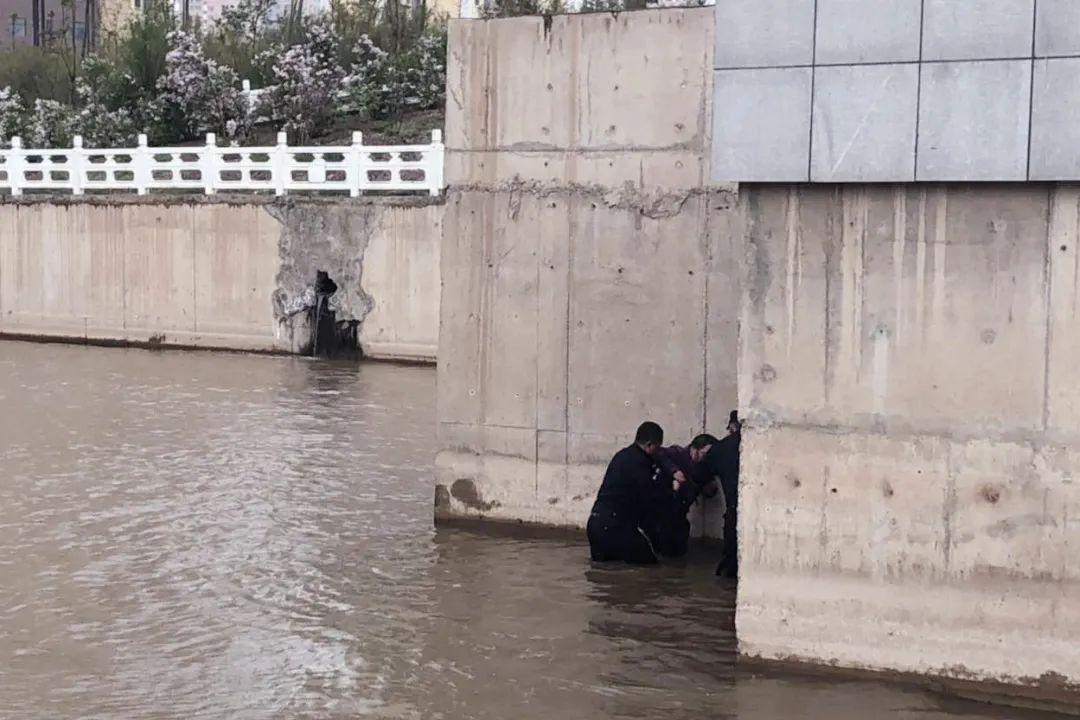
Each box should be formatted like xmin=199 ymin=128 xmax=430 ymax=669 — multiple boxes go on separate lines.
xmin=634 ymin=421 xmax=664 ymax=446
xmin=690 ymin=433 xmax=720 ymax=450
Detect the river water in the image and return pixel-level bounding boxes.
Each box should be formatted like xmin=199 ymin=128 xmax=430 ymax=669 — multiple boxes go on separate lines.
xmin=0 ymin=342 xmax=1061 ymax=720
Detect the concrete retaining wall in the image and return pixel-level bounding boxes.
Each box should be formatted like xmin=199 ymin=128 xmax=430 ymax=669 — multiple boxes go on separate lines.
xmin=437 ymin=9 xmax=738 ymax=534
xmin=0 ymin=197 xmax=442 ymax=361
xmin=738 ymin=183 xmax=1080 ymax=697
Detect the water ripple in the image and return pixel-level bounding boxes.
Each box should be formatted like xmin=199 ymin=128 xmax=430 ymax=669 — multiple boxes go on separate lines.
xmin=0 ymin=342 xmax=1062 ymax=720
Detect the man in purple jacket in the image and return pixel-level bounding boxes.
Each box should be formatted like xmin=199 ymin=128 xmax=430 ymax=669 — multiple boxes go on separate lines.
xmin=648 ymin=434 xmax=721 ymax=557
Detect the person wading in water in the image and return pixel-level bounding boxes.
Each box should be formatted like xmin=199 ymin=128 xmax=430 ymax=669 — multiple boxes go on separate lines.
xmin=708 ymin=411 xmax=741 ymax=578
xmin=650 ymin=434 xmax=721 ymax=558
xmin=587 ymin=422 xmax=668 ymax=565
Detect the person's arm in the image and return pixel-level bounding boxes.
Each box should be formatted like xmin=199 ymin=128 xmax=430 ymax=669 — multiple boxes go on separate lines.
xmin=655 ymin=447 xmax=686 ymax=491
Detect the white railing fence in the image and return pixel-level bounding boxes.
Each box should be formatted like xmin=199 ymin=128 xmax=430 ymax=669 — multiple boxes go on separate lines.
xmin=0 ymin=130 xmax=445 ymax=198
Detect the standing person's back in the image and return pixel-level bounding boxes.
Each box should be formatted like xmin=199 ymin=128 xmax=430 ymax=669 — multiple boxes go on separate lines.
xmin=708 ymin=411 xmax=741 ymax=577
xmin=587 ymin=422 xmax=665 ymax=565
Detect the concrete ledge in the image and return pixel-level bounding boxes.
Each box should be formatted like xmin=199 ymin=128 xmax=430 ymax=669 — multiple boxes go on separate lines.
xmin=739 ymin=569 xmax=1080 ymax=683
xmin=741 ymin=647 xmax=1080 ymax=717
xmin=0 ymin=331 xmax=294 ymax=356
xmin=360 ymin=341 xmax=437 ymax=364
xmin=433 ymin=512 xmax=586 ymax=542
xmin=434 ymin=450 xmax=602 ymax=528
xmin=0 ymin=193 xmax=445 ymax=208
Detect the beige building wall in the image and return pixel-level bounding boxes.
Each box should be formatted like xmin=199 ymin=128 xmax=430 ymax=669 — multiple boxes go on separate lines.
xmin=99 ymin=0 xmax=136 ymax=39
xmin=0 ymin=198 xmax=441 ymax=361
xmin=429 ymin=0 xmax=460 ymax=19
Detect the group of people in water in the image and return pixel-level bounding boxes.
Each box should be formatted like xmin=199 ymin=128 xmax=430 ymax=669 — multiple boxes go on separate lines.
xmin=587 ymin=412 xmax=741 ymax=577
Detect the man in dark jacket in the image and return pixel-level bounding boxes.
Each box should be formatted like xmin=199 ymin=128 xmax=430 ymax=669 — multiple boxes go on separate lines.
xmin=651 ymin=434 xmax=721 ymax=558
xmin=587 ymin=421 xmax=667 ymax=565
xmin=707 ymin=411 xmax=741 ymax=578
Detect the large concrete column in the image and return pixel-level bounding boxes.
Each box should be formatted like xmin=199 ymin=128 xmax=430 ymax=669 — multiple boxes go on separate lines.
xmin=435 ymin=9 xmax=740 ymax=533
xmin=737 ymin=184 xmax=1080 ymax=703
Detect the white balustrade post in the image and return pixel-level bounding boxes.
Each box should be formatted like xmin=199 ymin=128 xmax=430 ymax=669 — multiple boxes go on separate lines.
xmin=273 ymin=132 xmax=287 ymax=197
xmin=310 ymin=153 xmax=326 ymax=186
xmin=241 ymin=80 xmax=253 ymax=120
xmin=429 ymin=129 xmax=444 ymax=197
xmin=9 ymin=136 xmax=24 ymax=197
xmin=350 ymin=131 xmax=363 ymax=198
xmin=70 ymin=135 xmax=84 ymax=196
xmin=134 ymin=134 xmax=150 ymax=195
xmin=203 ymin=133 xmax=217 ymax=195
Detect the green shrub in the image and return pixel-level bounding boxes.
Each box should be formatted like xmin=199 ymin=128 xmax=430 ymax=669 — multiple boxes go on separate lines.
xmin=0 ymin=46 xmax=74 ymax=104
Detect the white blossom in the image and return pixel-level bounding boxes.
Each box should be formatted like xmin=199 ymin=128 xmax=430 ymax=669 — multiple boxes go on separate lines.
xmin=0 ymin=87 xmax=26 ymax=147
xmin=27 ymin=100 xmax=76 ymax=148
xmin=158 ymin=30 xmax=251 ymax=141
xmin=261 ymin=23 xmax=345 ymax=143
xmin=73 ymin=77 xmax=139 ymax=148
xmin=341 ymin=31 xmax=445 ymax=121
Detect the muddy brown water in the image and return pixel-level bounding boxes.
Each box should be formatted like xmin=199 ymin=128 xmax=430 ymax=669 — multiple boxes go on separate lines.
xmin=0 ymin=342 xmax=1065 ymax=719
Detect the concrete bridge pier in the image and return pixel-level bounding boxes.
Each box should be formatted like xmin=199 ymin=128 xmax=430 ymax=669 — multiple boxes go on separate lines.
xmin=434 ymin=9 xmax=738 ymax=536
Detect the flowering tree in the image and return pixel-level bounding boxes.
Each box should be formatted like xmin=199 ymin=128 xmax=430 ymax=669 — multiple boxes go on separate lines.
xmin=342 ymin=29 xmax=445 ymax=121
xmin=261 ymin=23 xmax=344 ymax=143
xmin=73 ymin=83 xmax=140 ymax=148
xmin=397 ymin=31 xmax=446 ymax=112
xmin=69 ymin=57 xmax=140 ymax=147
xmin=0 ymin=4 xmax=447 ymax=149
xmin=0 ymin=87 xmax=26 ymax=146
xmin=342 ymin=33 xmax=391 ymax=117
xmin=27 ymin=100 xmax=77 ymax=148
xmin=1 ymin=71 xmax=138 ymax=149
xmin=158 ymin=31 xmax=252 ymax=142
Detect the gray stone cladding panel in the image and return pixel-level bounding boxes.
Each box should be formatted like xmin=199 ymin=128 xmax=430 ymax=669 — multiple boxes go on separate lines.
xmin=815 ymin=0 xmax=922 ymax=64
xmin=917 ymin=60 xmax=1032 ymax=181
xmin=1035 ymin=0 xmax=1080 ymax=57
xmin=714 ymin=0 xmax=815 ymax=68
xmin=811 ymin=63 xmax=918 ymax=181
xmin=1030 ymin=58 xmax=1080 ymax=180
xmin=922 ymin=0 xmax=1035 ymax=61
xmin=713 ymin=67 xmax=812 ymax=181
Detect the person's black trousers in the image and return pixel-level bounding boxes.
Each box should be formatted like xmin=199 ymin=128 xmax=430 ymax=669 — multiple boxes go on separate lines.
xmin=587 ymin=508 xmax=658 ymax=565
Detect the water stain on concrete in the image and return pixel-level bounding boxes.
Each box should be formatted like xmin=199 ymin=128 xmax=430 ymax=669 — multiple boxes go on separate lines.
xmin=451 ymin=478 xmax=499 ymax=512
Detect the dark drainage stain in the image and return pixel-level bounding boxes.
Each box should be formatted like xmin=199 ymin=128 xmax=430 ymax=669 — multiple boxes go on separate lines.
xmin=451 ymin=479 xmax=499 ymax=512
